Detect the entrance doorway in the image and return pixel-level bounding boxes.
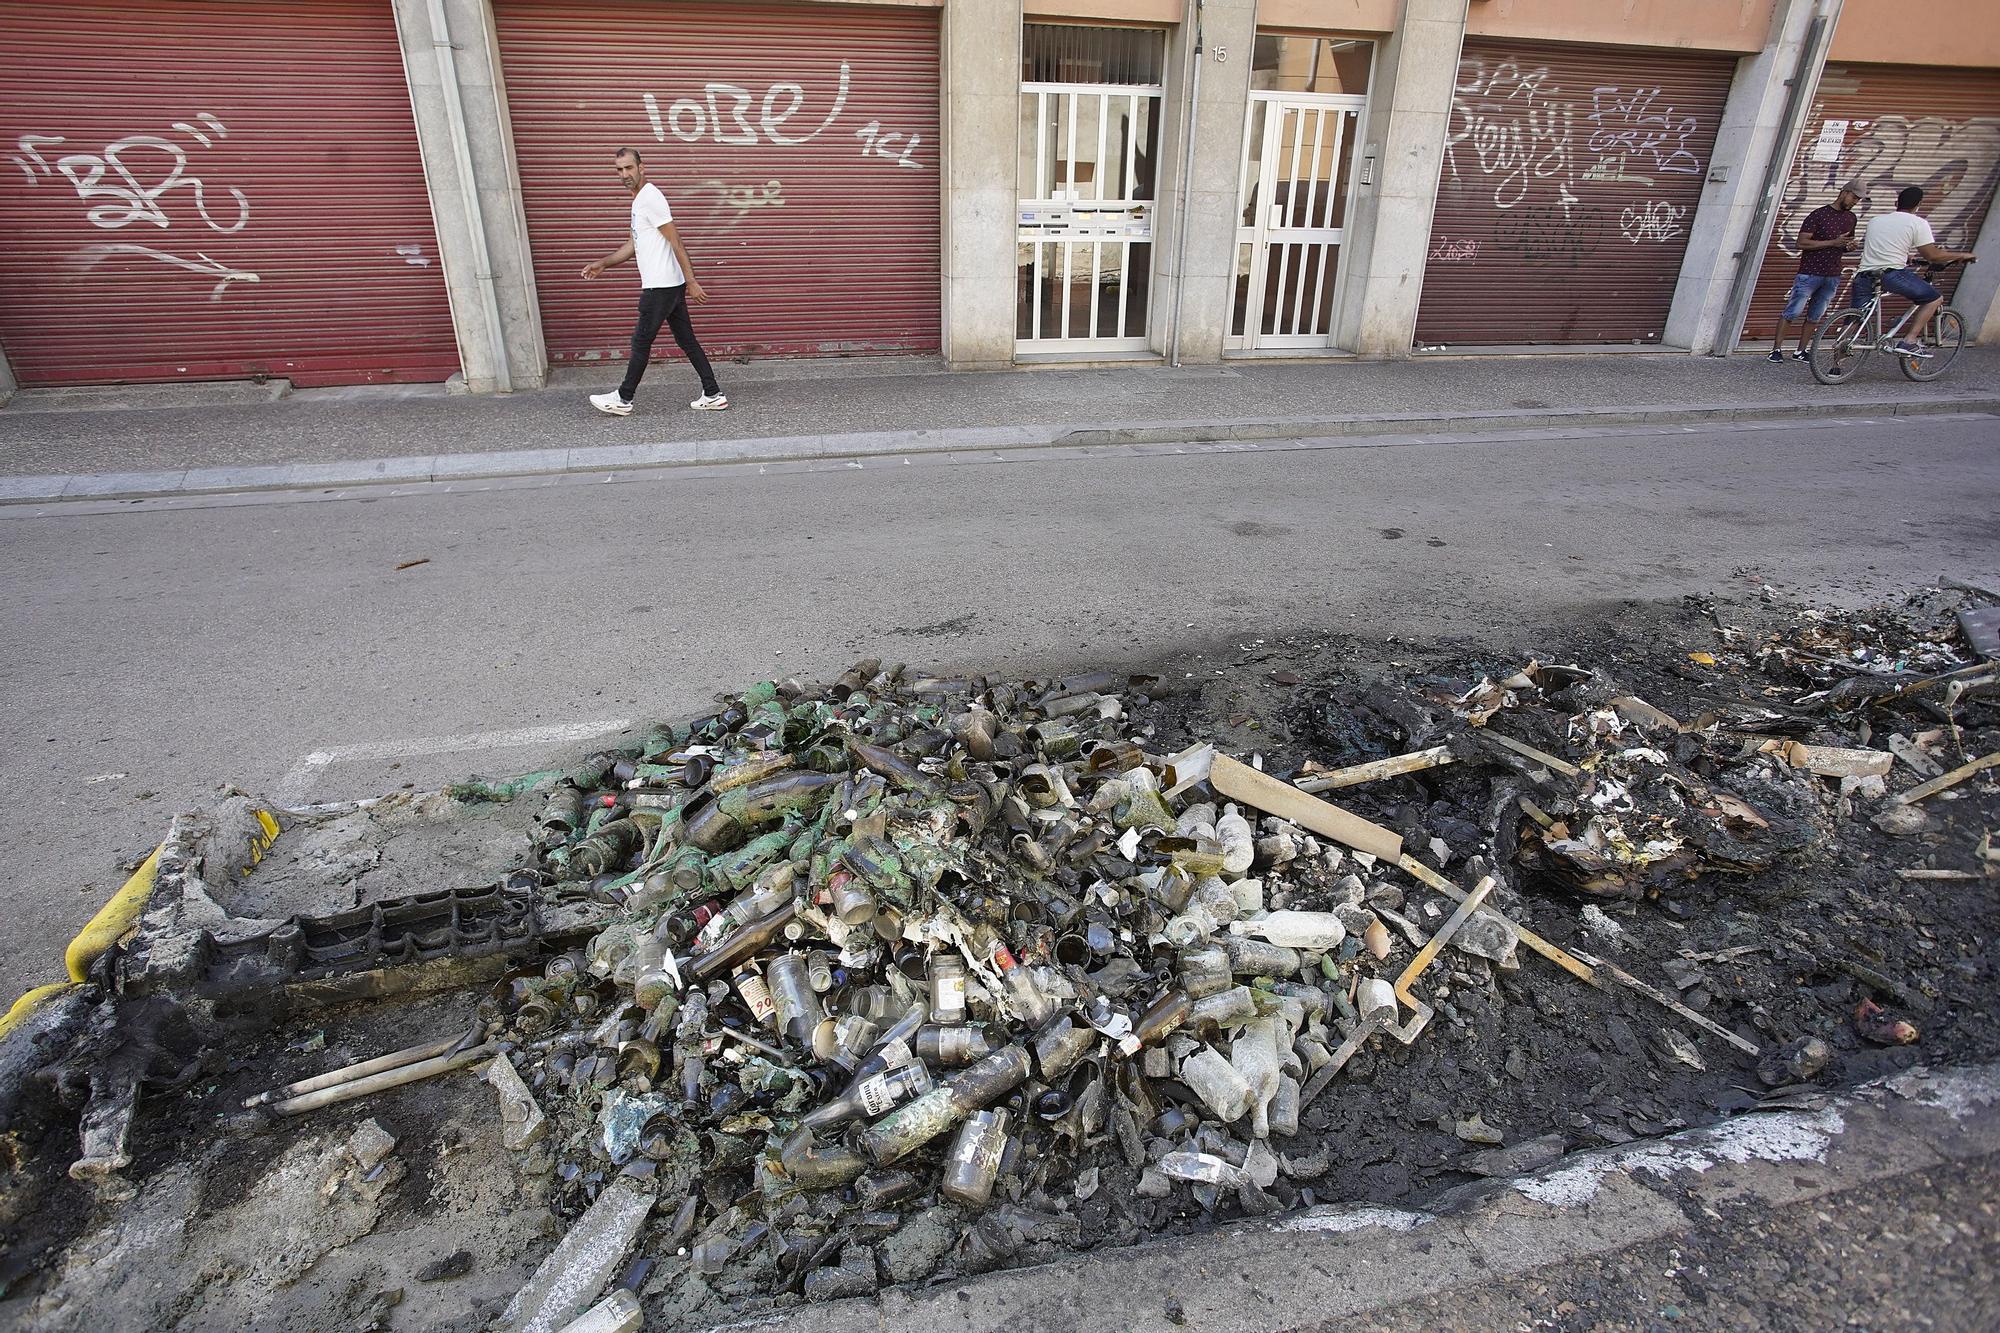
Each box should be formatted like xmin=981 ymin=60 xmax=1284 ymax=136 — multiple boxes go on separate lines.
xmin=1227 ymin=92 xmax=1365 ymax=350
xmin=1016 ymin=25 xmax=1164 ymax=353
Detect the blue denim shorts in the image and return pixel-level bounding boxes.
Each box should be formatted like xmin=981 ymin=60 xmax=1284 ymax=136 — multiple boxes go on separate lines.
xmin=1851 ymin=267 xmax=1940 ymax=310
xmin=1781 ymin=272 xmax=1841 ymax=323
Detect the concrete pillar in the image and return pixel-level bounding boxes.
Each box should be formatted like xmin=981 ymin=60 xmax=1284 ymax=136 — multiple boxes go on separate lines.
xmin=391 ymin=0 xmax=547 ymax=393
xmin=1665 ymin=0 xmax=1841 ymax=355
xmin=1153 ymin=0 xmax=1256 ymax=364
xmin=941 ymin=0 xmax=1021 ymax=370
xmin=1958 ymin=200 xmax=2000 ymax=344
xmin=1332 ymin=0 xmax=1468 ymax=358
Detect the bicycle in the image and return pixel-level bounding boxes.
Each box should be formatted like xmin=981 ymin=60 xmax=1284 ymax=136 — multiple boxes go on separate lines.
xmin=1808 ymin=260 xmax=1968 ymax=384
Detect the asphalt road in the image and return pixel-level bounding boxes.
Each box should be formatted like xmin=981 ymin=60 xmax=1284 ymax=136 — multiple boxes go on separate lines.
xmin=3 ymin=413 xmax=1997 ymax=1000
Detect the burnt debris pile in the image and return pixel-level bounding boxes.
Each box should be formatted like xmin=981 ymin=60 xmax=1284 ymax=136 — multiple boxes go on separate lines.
xmin=7 ymin=586 xmax=1996 ymax=1327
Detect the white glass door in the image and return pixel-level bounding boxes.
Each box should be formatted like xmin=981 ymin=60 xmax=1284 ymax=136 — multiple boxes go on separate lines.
xmin=1228 ymin=93 xmax=1365 ymax=351
xmin=1017 ymin=82 xmax=1161 ymax=352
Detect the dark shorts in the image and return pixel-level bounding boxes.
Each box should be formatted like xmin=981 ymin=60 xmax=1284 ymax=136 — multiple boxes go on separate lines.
xmin=1851 ymin=267 xmax=1940 ymax=310
xmin=1781 ymin=272 xmax=1840 ymax=323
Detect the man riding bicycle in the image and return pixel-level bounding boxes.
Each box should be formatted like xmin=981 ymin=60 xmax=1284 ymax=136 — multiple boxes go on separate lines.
xmin=1851 ymin=185 xmax=1978 ymax=357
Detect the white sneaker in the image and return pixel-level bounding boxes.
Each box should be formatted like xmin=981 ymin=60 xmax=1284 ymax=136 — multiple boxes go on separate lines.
xmin=590 ymin=391 xmax=633 ymax=416
xmin=690 ymin=392 xmax=729 ymax=411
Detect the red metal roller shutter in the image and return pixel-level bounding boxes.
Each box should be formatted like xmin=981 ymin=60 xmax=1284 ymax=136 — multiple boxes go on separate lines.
xmin=494 ymin=0 xmax=941 ymax=364
xmin=0 ymin=0 xmax=459 ymax=388
xmin=1416 ymin=40 xmax=1735 ymax=347
xmin=1743 ymin=64 xmax=2000 ymax=341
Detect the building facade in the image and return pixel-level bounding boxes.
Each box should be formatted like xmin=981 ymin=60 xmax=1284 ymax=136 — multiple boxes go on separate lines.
xmin=1 ymin=0 xmax=1995 ymax=391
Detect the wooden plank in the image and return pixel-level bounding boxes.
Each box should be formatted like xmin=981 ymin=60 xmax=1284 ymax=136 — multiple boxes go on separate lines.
xmin=1296 ymin=745 xmax=1454 ymax=793
xmin=1482 ymin=731 xmax=1582 ymax=778
xmin=1888 ymin=750 xmax=2000 ymax=805
xmin=1208 ymin=753 xmax=1404 ymax=862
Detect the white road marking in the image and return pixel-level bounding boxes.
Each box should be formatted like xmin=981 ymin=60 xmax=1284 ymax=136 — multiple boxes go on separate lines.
xmin=273 ymin=717 xmax=632 ymax=805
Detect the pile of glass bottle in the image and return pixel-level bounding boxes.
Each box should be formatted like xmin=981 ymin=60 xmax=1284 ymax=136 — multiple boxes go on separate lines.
xmin=480 ymin=660 xmax=1374 ymax=1296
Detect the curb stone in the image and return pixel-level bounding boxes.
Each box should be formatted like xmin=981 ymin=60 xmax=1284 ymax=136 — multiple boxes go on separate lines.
xmin=2 ymin=395 xmax=1995 ymax=506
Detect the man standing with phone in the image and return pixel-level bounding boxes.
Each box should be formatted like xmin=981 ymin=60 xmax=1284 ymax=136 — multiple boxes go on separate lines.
xmin=582 ymin=148 xmax=728 ymax=416
xmin=1768 ymin=184 xmax=1860 ymax=364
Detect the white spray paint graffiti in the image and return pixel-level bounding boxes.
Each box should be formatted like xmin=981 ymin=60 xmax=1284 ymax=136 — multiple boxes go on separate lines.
xmin=1444 ymin=60 xmax=1709 ymax=213
xmin=12 ymin=113 xmax=259 ymax=298
xmin=1443 ymin=59 xmax=1577 ymax=212
xmin=1584 ymin=86 xmax=1702 ymax=176
xmin=1427 ymin=235 xmax=1480 ymax=263
xmin=1441 ymin=56 xmax=1710 ymax=263
xmin=1774 ymin=113 xmax=2000 ymax=262
xmin=1619 ymin=199 xmax=1688 ymax=244
xmin=690 ymin=178 xmax=786 ymax=230
xmin=76 ymin=243 xmax=259 ymax=301
xmin=853 ymin=120 xmax=922 ymax=170
xmin=13 ymin=113 xmax=247 ymax=232
xmin=642 ymin=64 xmax=925 ymax=169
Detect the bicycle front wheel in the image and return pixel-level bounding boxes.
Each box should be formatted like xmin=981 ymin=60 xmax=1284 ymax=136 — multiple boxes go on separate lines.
xmin=1809 ymin=310 xmax=1869 ymax=385
xmin=1900 ymin=308 xmax=1965 ymax=381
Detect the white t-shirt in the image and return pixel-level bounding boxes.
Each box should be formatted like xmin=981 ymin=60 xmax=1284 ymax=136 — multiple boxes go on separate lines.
xmin=1857 ymin=210 xmax=1935 ymax=273
xmin=630 ymin=183 xmax=685 ymax=288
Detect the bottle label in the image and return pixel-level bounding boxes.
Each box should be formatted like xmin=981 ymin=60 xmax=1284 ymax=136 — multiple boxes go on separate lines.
xmin=935 ymin=976 xmax=966 ymax=1012
xmin=957 ymin=1129 xmax=1005 ymax=1173
xmin=857 ymin=1079 xmax=895 ymax=1116
xmin=859 ymin=1060 xmax=933 ymax=1116
xmin=738 ymin=976 xmax=776 ymax=1023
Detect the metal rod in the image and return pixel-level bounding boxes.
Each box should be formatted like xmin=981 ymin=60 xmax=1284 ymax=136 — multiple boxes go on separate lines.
xmin=718 ymin=1026 xmax=792 ymax=1061
xmin=1572 ymin=952 xmax=1761 ymax=1056
xmin=1274 ymin=107 xmax=1303 ymax=336
xmin=1395 ymin=854 xmax=1599 ymax=987
xmin=1288 ymin=108 xmax=1320 ymax=336
xmin=243 ymin=1035 xmax=461 ymax=1109
xmin=1483 ymin=731 xmax=1582 ymax=777
xmin=1307 ymin=111 xmax=1340 ymax=337
xmin=269 ymin=1043 xmax=496 ymax=1117
xmin=1061 ymin=239 xmax=1074 ymax=338
xmin=1169 ymin=0 xmax=1204 ymax=367
xmin=1116 ymin=237 xmax=1132 ymax=337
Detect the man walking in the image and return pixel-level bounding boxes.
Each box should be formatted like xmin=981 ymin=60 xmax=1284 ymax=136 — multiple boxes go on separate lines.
xmin=1851 ymin=184 xmax=1978 ymax=357
xmin=583 ymin=148 xmax=727 ymax=416
xmin=1768 ymin=184 xmax=1859 ymax=363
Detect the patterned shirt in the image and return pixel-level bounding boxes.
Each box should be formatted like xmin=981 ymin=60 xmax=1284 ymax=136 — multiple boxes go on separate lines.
xmin=1796 ymin=204 xmax=1856 ymax=278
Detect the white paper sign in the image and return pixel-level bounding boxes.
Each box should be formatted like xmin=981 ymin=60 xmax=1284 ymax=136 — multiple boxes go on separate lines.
xmin=1811 ymin=119 xmax=1850 ymax=163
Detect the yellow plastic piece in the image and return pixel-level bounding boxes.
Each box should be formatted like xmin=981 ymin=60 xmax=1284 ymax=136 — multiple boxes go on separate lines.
xmin=0 ymin=981 xmax=77 ymax=1043
xmin=65 ymin=845 xmax=162 ymax=983
xmin=7 ymin=808 xmax=284 ymax=1043
xmin=249 ymin=808 xmax=280 ymax=863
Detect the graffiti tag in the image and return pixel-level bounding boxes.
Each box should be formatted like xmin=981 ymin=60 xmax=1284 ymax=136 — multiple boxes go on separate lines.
xmin=645 ymin=64 xmax=926 ymax=169
xmin=11 ymin=113 xmax=259 ymax=298
xmin=1619 ymin=199 xmax=1687 ymax=244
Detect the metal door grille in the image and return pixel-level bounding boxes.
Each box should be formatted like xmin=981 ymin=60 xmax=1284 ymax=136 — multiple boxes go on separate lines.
xmin=1016 ymin=72 xmax=1162 ymax=351
xmin=1228 ymin=93 xmax=1365 ymax=350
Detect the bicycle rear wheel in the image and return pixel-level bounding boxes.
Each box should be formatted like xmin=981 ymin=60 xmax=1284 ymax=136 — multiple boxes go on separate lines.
xmin=1900 ymin=308 xmax=1965 ymax=381
xmin=1809 ymin=310 xmax=1869 ymax=385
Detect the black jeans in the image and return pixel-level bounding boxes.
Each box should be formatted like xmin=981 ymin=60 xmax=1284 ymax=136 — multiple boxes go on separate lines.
xmin=620 ymin=285 xmax=720 ymax=402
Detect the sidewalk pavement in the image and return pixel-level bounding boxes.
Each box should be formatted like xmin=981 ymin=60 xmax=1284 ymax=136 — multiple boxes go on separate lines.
xmin=2 ymin=348 xmax=1995 ymax=501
